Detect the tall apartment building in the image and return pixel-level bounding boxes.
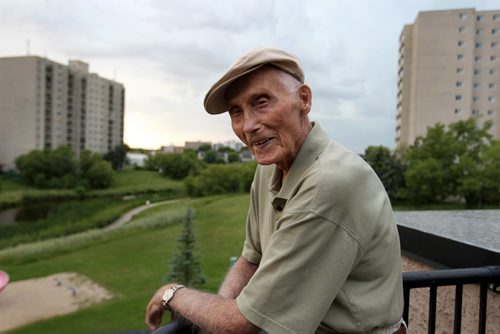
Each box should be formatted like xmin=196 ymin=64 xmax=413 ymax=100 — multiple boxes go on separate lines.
xmin=396 ymin=8 xmax=500 ymax=147
xmin=0 ymin=56 xmax=125 ymax=170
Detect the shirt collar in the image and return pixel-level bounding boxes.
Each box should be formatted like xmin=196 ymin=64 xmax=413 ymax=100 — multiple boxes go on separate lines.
xmin=269 ymin=122 xmax=330 ymax=201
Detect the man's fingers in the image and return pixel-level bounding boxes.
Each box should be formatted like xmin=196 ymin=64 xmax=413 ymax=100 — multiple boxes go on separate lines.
xmin=145 ymin=300 xmax=164 ymax=330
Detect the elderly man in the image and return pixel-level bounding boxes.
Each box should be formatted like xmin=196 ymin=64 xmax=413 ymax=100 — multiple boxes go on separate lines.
xmin=146 ymin=48 xmax=405 ymax=334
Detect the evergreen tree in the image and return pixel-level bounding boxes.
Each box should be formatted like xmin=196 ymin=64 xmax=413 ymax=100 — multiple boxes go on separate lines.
xmin=165 ymin=208 xmax=206 ymax=288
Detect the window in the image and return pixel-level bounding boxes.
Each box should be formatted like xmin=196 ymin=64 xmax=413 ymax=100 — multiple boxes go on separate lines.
xmin=494 ymin=14 xmax=500 ymax=21
xmin=456 ymin=81 xmax=463 ymax=87
xmin=454 ymin=108 xmax=462 ymax=114
xmin=473 ymin=96 xmax=479 ymax=102
xmin=492 ymin=42 xmax=499 ymax=48
xmin=455 ymin=95 xmax=462 ymax=101
xmin=489 ymin=83 xmax=496 ymax=89
xmin=459 ymin=13 xmax=467 ymax=20
xmin=477 ymin=15 xmax=484 ymax=21
xmin=474 ymin=69 xmax=481 ymax=75
xmin=457 ymin=68 xmax=464 ymax=74
xmin=488 ymin=110 xmax=494 ymax=115
xmin=474 ymin=82 xmax=481 ymax=89
xmin=492 ymin=55 xmax=498 ymax=62
xmin=490 ymin=69 xmax=497 ymax=75
xmin=472 ymin=110 xmax=479 ymax=115
xmin=493 ymin=28 xmax=500 ymax=35
xmin=489 ymin=96 xmax=497 ymax=103
xmin=476 ymin=42 xmax=483 ymax=48
xmin=475 ymin=56 xmax=482 ymax=62
xmin=459 ymin=26 xmax=465 ymax=33
xmin=458 ymin=40 xmax=465 ymax=47
xmin=477 ymin=29 xmax=484 ymax=35
xmin=457 ymin=54 xmax=464 ymax=60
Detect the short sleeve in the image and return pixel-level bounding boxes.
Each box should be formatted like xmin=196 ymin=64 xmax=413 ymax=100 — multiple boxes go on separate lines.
xmin=241 ymin=180 xmax=262 ymax=264
xmin=236 ymin=210 xmax=362 ymax=334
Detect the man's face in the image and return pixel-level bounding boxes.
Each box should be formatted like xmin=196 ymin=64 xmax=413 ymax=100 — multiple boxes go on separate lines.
xmin=225 ymin=67 xmax=311 ymax=173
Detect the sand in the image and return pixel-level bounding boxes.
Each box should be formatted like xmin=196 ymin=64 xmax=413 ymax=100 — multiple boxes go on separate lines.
xmin=0 ymin=272 xmax=113 ymax=332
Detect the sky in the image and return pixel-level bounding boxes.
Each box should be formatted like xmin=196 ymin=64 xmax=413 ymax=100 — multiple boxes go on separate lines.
xmin=0 ymin=0 xmax=498 ymax=153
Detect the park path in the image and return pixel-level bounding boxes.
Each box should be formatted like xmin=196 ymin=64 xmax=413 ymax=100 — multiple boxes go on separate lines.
xmin=104 ymin=199 xmax=181 ymax=230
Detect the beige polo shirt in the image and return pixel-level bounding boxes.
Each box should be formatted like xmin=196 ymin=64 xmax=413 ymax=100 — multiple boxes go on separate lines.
xmin=236 ymin=123 xmax=403 ymax=333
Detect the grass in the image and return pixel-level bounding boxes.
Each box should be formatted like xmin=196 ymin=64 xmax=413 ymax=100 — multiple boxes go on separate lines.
xmin=0 ymin=169 xmax=184 ymax=208
xmin=1 ymin=194 xmax=250 ymax=334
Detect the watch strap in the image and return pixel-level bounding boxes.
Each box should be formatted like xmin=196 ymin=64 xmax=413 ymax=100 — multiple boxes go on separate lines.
xmin=162 ymin=284 xmax=186 ymax=310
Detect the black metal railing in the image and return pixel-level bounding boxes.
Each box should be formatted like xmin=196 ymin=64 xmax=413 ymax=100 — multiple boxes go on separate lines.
xmin=402 ymin=266 xmax=500 ymax=334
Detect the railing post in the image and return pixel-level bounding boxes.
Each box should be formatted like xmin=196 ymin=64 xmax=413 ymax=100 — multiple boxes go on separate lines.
xmin=403 ymin=287 xmax=410 ymax=325
xmin=453 ymin=284 xmax=463 ymax=334
xmin=428 ymin=286 xmax=437 ymax=334
xmin=478 ymin=282 xmax=488 ymax=334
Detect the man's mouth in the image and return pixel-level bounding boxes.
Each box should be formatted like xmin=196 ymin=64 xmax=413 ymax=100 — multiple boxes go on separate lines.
xmin=252 ymin=138 xmax=273 ymax=147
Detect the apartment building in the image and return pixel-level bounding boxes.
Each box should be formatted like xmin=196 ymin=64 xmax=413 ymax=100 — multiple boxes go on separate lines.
xmin=0 ymin=56 xmax=125 ymax=170
xmin=396 ymin=8 xmax=500 ymax=147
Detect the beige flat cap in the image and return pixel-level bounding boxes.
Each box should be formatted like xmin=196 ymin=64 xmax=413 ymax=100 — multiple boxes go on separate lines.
xmin=203 ymin=48 xmax=304 ymax=114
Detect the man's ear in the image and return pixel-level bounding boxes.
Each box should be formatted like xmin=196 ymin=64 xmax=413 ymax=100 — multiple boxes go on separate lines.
xmin=298 ymin=84 xmax=312 ymax=115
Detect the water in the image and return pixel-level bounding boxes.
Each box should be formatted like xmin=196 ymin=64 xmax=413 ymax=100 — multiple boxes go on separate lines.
xmin=0 ymin=202 xmax=59 ymax=226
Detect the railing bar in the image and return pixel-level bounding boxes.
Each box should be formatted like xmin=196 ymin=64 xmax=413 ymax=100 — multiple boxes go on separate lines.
xmin=403 ymin=287 xmax=410 ymax=325
xmin=453 ymin=284 xmax=463 ymax=334
xmin=429 ymin=286 xmax=437 ymax=334
xmin=478 ymin=283 xmax=487 ymax=334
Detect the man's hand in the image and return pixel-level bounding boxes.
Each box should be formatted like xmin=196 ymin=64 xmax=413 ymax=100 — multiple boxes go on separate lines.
xmin=145 ymin=284 xmax=174 ymax=331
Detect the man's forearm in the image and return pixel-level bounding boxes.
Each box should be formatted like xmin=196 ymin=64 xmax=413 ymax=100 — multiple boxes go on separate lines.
xmin=218 ymin=256 xmax=258 ymax=299
xmin=169 ymin=287 xmax=259 ymax=334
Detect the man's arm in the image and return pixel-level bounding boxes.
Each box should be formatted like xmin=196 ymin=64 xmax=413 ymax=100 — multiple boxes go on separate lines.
xmin=218 ymin=256 xmax=258 ymax=299
xmin=145 ymin=257 xmax=259 ymax=333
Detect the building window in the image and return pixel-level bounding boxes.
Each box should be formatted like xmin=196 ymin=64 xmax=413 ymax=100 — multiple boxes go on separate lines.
xmin=475 ymin=42 xmax=483 ymax=48
xmin=473 ymin=96 xmax=479 ymax=102
xmin=456 ymin=81 xmax=463 ymax=87
xmin=477 ymin=15 xmax=484 ymax=21
xmin=474 ymin=82 xmax=481 ymax=89
xmin=457 ymin=67 xmax=464 ymax=74
xmin=454 ymin=108 xmax=462 ymax=114
xmin=472 ymin=110 xmax=479 ymax=116
xmin=459 ymin=13 xmax=467 ymax=20
xmin=490 ymin=69 xmax=497 ymax=75
xmin=493 ymin=28 xmax=500 ymax=35
xmin=489 ymin=96 xmax=497 ymax=103
xmin=476 ymin=29 xmax=484 ymax=35
xmin=492 ymin=42 xmax=499 ymax=48
xmin=489 ymin=83 xmax=497 ymax=89
xmin=458 ymin=40 xmax=465 ymax=47
xmin=492 ymin=55 xmax=498 ymax=62
xmin=474 ymin=69 xmax=481 ymax=75
xmin=457 ymin=54 xmax=464 ymax=60
xmin=459 ymin=26 xmax=465 ymax=33
xmin=494 ymin=14 xmax=500 ymax=21
xmin=475 ymin=56 xmax=482 ymax=62
xmin=488 ymin=109 xmax=494 ymax=115
xmin=455 ymin=95 xmax=462 ymax=101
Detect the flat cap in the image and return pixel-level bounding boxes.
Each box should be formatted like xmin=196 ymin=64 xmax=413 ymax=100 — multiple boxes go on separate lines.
xmin=203 ymin=48 xmax=304 ymax=114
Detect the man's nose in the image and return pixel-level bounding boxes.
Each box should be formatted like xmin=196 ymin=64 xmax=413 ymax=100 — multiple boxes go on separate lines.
xmin=243 ymin=110 xmax=260 ymax=134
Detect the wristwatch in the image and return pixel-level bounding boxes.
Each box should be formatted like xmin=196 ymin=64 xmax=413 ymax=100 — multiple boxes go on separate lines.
xmin=162 ymin=284 xmax=186 ymax=310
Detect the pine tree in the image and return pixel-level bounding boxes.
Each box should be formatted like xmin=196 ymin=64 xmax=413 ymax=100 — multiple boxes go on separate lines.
xmin=165 ymin=208 xmax=206 ymax=288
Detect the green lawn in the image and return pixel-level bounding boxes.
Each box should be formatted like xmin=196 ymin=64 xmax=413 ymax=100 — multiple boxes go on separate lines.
xmin=2 ymin=194 xmax=249 ymax=334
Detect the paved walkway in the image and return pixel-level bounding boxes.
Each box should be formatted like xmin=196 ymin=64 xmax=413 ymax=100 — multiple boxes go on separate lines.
xmin=104 ymin=199 xmax=181 ymax=230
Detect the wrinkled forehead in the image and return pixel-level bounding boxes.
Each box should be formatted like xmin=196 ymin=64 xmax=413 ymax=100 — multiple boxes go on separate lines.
xmin=224 ymin=65 xmax=296 ymax=105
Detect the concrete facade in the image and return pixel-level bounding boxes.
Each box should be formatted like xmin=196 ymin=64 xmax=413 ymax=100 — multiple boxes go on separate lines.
xmin=396 ymin=8 xmax=500 ymax=147
xmin=0 ymin=56 xmax=125 ymax=171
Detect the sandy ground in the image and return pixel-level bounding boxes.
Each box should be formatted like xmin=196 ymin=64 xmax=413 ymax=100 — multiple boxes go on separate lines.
xmin=402 ymin=256 xmax=500 ymax=334
xmin=0 ymin=272 xmax=113 ymax=332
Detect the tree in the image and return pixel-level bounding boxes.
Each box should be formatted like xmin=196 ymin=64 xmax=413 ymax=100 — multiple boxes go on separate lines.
xmin=165 ymin=208 xmax=206 ymax=288
xmin=103 ymin=143 xmax=129 ymax=170
xmin=403 ymin=118 xmax=494 ymax=206
xmin=362 ymin=146 xmax=405 ymax=202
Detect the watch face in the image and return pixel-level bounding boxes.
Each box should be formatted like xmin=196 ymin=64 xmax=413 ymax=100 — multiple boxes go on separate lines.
xmin=162 ymin=289 xmax=175 ymax=307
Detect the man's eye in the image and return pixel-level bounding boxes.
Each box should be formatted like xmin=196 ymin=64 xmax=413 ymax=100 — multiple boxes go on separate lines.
xmin=257 ymin=98 xmax=269 ymax=106
xmin=229 ymin=108 xmax=241 ymax=116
